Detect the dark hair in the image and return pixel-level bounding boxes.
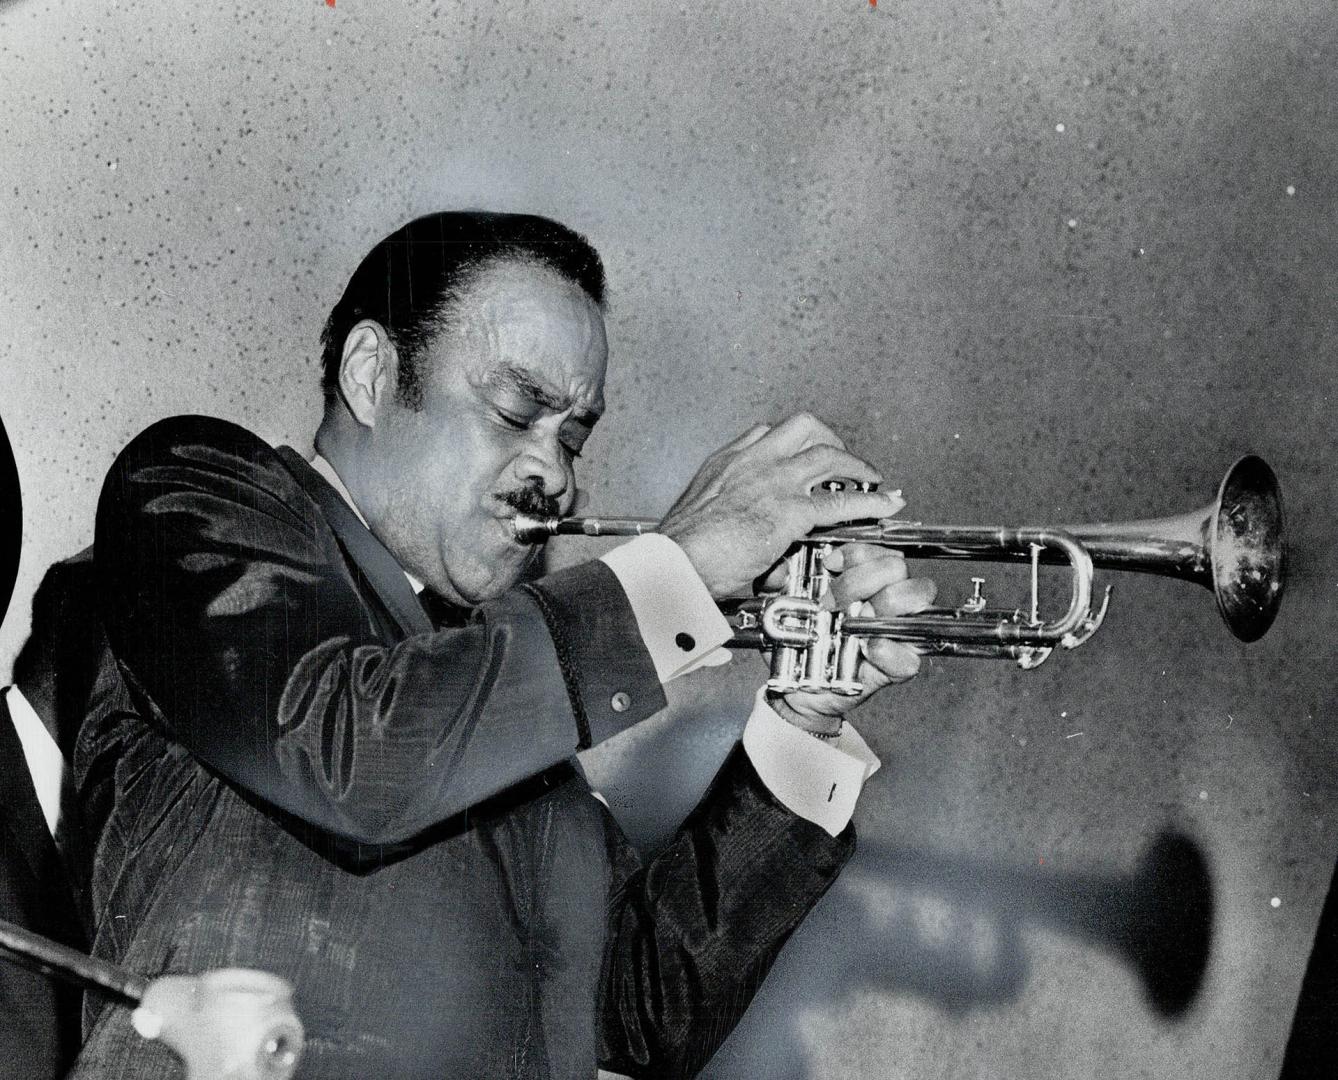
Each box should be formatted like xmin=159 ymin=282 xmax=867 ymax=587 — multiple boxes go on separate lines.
xmin=319 ymin=211 xmax=607 ymax=409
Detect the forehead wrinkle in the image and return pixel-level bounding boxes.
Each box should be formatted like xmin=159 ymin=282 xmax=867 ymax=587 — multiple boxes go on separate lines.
xmin=488 ymin=364 xmax=567 ymax=411
xmin=486 ymin=363 xmax=604 ymax=421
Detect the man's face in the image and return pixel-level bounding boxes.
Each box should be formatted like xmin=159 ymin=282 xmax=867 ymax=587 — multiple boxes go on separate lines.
xmin=365 ymin=259 xmax=607 ymax=605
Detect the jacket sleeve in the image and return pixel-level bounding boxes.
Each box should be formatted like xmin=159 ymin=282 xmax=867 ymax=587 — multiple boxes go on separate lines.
xmin=598 ymin=744 xmax=855 ymax=1079
xmin=94 ymin=415 xmax=666 ymax=847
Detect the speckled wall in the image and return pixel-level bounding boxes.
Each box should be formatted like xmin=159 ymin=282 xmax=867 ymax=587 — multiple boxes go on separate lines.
xmin=1 ymin=1 xmax=1334 ymax=1077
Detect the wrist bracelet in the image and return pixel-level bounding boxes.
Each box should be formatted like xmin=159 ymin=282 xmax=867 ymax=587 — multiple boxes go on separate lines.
xmin=809 ymin=722 xmax=843 ymax=741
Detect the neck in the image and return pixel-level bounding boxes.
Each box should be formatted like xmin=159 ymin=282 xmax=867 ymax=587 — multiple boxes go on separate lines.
xmin=313 ymin=414 xmax=431 ymax=597
xmin=314 ymin=414 xmax=371 ymax=511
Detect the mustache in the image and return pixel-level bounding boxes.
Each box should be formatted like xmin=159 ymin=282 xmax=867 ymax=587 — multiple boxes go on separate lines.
xmin=498 ymin=483 xmax=560 ymax=520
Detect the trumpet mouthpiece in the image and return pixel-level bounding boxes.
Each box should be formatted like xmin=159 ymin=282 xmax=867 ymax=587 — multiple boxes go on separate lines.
xmin=510 ymin=513 xmax=555 ymax=543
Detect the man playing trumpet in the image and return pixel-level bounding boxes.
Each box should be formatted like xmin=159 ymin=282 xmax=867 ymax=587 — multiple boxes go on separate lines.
xmin=68 ymin=211 xmax=934 ymax=1078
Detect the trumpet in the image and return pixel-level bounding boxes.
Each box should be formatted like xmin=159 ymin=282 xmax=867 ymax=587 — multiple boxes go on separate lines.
xmin=513 ymin=455 xmax=1284 ymax=694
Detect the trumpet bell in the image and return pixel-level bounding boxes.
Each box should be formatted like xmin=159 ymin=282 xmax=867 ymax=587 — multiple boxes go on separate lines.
xmin=1210 ymin=454 xmax=1285 ymax=643
xmin=1067 ymin=454 xmax=1285 ymax=644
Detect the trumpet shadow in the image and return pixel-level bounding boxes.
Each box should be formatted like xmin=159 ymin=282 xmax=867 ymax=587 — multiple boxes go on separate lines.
xmin=699 ymin=829 xmax=1214 ymax=1079
xmin=586 ymin=700 xmax=1214 ymax=1079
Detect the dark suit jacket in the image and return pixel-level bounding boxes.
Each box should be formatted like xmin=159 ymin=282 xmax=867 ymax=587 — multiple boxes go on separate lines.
xmin=67 ymin=415 xmax=853 ymax=1079
xmin=0 ymin=690 xmax=85 ymax=1080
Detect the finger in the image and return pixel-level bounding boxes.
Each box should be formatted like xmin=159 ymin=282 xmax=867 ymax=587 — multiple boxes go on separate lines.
xmin=829 ymin=551 xmax=910 ymax=607
xmin=756 ymin=412 xmax=846 ymax=455
xmin=862 ymin=638 xmax=922 ymax=682
xmin=700 ymin=424 xmax=771 ymax=477
xmin=723 ymin=423 xmax=772 ymax=454
xmin=771 ymin=540 xmax=879 ymax=579
xmin=866 ymin=576 xmax=938 ymax=617
xmin=808 ymin=488 xmax=906 ymax=528
xmin=824 ymin=540 xmax=904 ymax=575
xmin=756 ymin=557 xmax=792 ymax=593
xmin=785 ymin=444 xmax=884 ymax=491
xmin=838 ymin=542 xmax=897 ymax=571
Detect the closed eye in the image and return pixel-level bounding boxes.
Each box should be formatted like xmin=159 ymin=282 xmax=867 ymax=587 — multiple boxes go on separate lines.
xmin=494 ymin=410 xmax=530 ymax=431
xmin=496 ymin=409 xmax=585 ymax=459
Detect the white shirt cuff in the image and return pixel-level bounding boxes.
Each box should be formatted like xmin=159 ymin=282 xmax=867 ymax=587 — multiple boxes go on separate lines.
xmin=741 ymin=688 xmax=881 ymax=837
xmin=600 ymin=534 xmax=733 ymax=683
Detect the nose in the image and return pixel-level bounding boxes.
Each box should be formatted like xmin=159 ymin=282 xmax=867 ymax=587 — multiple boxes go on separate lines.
xmin=513 ymin=438 xmax=570 ymax=502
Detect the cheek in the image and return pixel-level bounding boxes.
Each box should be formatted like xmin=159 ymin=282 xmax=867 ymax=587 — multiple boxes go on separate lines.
xmin=412 ymin=427 xmax=507 ymax=501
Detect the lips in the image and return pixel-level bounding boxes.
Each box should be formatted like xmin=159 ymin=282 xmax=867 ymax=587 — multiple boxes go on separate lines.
xmin=492 ymin=490 xmax=557 ymax=547
xmin=492 ymin=514 xmax=543 ymax=549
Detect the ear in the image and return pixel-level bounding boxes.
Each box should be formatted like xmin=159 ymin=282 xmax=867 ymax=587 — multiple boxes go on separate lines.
xmin=336 ymin=321 xmax=396 ymax=429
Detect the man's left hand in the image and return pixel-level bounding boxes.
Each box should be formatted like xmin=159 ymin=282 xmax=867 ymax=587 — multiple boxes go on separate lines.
xmin=766 ymin=542 xmax=936 ymax=736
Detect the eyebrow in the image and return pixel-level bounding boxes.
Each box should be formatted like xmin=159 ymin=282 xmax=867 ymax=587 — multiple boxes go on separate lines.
xmin=488 ymin=365 xmax=603 ymax=425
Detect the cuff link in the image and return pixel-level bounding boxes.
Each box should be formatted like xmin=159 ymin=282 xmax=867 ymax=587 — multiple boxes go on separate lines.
xmin=610 ymin=691 xmax=631 ymax=713
xmin=674 ymin=632 xmax=696 ymax=652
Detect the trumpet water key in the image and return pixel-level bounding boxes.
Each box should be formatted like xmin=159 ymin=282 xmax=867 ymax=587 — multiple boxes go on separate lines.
xmin=512 ymin=456 xmax=1284 ymax=695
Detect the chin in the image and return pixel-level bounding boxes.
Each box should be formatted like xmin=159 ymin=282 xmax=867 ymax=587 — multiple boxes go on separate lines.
xmin=452 ymin=550 xmax=543 ymax=605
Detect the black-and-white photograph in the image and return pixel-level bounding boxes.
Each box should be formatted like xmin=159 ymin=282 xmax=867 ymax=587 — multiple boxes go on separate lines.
xmin=0 ymin=2 xmax=1333 ymax=1077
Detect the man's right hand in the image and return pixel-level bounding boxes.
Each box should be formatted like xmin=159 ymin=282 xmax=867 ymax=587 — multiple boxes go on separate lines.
xmin=658 ymin=414 xmax=906 ymax=598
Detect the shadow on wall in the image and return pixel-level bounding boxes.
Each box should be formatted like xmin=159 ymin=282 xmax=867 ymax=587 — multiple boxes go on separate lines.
xmin=702 ymin=830 xmax=1214 ymax=1080
xmin=591 ymin=696 xmax=1215 ymax=1079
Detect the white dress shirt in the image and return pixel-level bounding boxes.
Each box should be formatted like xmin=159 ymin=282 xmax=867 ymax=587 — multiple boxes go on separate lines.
xmin=310 ymin=455 xmax=879 ymax=836
xmin=4 ymin=685 xmax=65 ymax=838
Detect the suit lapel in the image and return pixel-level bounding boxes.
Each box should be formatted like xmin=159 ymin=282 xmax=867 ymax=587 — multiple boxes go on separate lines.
xmin=273 ymin=447 xmax=433 ymax=638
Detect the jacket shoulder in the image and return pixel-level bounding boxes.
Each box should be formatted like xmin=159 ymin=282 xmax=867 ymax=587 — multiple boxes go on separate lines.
xmin=97 ymin=415 xmax=315 ymax=543
xmin=113 ymin=414 xmax=276 ymax=465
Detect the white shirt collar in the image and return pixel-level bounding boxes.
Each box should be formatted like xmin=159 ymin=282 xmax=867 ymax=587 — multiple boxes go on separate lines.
xmin=309 ymin=453 xmax=426 ymax=594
